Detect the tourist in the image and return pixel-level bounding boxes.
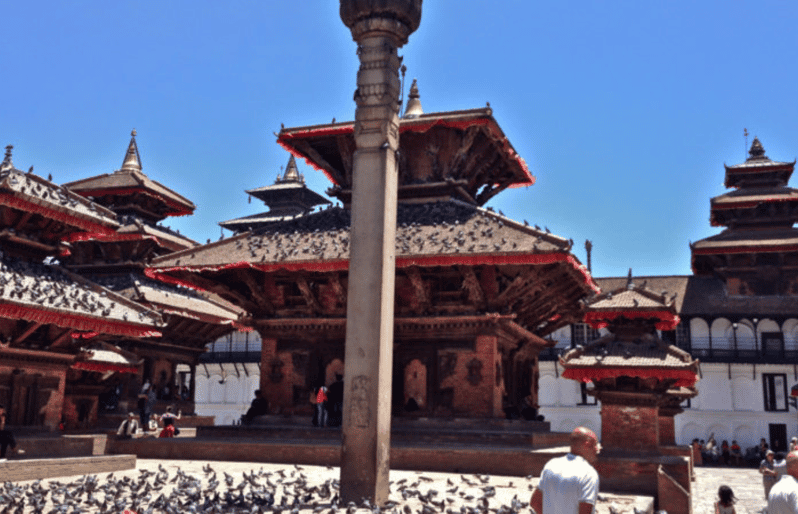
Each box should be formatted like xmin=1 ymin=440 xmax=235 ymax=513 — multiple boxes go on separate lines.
xmin=768 ymin=451 xmax=798 ymax=514
xmin=730 ymin=440 xmax=743 ymax=466
xmin=760 ymin=438 xmax=771 ymax=460
xmin=159 ymin=417 xmax=177 ymax=438
xmin=314 ymin=385 xmax=328 ymax=428
xmin=530 ymin=427 xmax=601 ymax=514
xmin=327 ymin=374 xmax=344 ymax=427
xmin=160 ymin=406 xmax=181 ymax=435
xmin=242 ymin=390 xmax=269 ymax=425
xmin=116 ymin=412 xmax=140 ymax=439
xmin=791 ymin=437 xmax=798 ymax=452
xmin=761 ymin=450 xmax=779 ymax=499
xmin=715 ymin=485 xmax=736 ymax=514
xmin=721 ymin=440 xmax=730 ymax=465
xmin=0 ymin=405 xmax=19 ymax=460
xmin=776 ymin=452 xmax=788 ymax=481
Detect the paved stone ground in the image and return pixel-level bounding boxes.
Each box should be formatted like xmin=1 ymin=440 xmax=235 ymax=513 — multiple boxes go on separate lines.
xmin=4 ymin=460 xmax=772 ymax=514
xmin=692 ymin=466 xmax=768 ymax=514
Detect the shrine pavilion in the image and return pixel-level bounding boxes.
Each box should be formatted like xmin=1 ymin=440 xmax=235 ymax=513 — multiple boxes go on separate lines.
xmin=560 ymin=272 xmax=699 ymax=452
xmin=148 ymin=87 xmax=599 ymax=419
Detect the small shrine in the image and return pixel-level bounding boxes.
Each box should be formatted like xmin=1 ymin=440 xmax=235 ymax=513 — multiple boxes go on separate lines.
xmin=220 ymin=155 xmax=331 ymax=234
xmin=692 ymin=137 xmax=798 ymax=296
xmin=149 ymin=86 xmax=599 ymax=419
xmin=560 ymin=271 xmax=699 ymax=452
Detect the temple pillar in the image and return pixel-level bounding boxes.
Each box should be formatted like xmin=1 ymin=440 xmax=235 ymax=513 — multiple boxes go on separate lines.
xmin=599 ymin=393 xmax=660 ymax=452
xmin=259 ymin=337 xmax=281 ymax=413
xmin=339 ymin=1 xmax=421 ymax=504
xmin=658 ymin=406 xmax=682 ymax=446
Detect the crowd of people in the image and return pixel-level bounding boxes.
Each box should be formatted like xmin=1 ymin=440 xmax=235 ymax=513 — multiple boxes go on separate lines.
xmin=116 ymin=404 xmax=182 ymax=439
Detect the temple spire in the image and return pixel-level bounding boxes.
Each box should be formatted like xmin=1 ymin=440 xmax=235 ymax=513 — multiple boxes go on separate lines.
xmin=120 ymin=129 xmax=142 ymax=173
xmin=281 ymin=155 xmax=303 ymax=183
xmin=403 ymin=78 xmax=423 ymax=118
xmin=747 ymin=136 xmax=766 ymax=161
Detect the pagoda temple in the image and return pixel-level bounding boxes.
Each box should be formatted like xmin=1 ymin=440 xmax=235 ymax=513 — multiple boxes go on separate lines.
xmin=220 ymin=155 xmax=331 ymax=235
xmin=148 ymin=87 xmax=598 ymax=419
xmin=560 ymin=272 xmax=699 ymax=452
xmin=692 ymin=137 xmax=798 ymax=297
xmin=0 ymin=145 xmax=165 ymax=430
xmin=61 ymin=132 xmax=242 ymax=417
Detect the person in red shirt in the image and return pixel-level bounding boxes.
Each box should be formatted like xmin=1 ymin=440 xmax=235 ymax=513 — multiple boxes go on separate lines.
xmin=315 ymin=386 xmax=328 ymax=428
xmin=730 ymin=440 xmax=743 ymax=466
xmin=159 ymin=417 xmax=176 ymax=438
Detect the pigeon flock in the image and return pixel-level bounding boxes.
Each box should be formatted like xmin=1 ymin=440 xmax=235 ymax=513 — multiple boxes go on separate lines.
xmin=0 ymin=462 xmax=644 ymax=514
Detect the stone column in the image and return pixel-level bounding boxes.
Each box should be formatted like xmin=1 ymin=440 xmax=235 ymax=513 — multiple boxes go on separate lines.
xmin=339 ymin=0 xmax=421 ymax=504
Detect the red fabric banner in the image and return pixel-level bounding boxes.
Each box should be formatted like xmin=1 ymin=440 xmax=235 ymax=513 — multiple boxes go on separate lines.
xmin=562 ymin=366 xmax=698 ymax=388
xmin=584 ymin=310 xmax=680 ymax=331
xmin=72 ymin=361 xmax=138 ymax=374
xmin=147 ymin=252 xmax=600 ymax=294
xmin=0 ymin=192 xmax=117 ymax=234
xmin=0 ymin=302 xmax=161 ymax=338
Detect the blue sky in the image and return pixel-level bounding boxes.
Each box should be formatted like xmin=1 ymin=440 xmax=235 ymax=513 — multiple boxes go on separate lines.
xmin=3 ymin=1 xmax=797 ymax=279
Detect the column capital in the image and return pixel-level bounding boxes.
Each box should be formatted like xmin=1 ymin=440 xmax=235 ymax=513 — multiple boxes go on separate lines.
xmin=340 ymin=0 xmax=422 ymax=45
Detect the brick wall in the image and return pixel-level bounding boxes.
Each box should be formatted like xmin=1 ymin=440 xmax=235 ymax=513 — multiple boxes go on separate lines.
xmin=601 ymin=403 xmax=659 ymax=452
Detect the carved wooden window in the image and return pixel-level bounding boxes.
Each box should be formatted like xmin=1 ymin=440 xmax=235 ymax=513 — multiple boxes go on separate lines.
xmin=763 ymin=373 xmax=788 ymax=412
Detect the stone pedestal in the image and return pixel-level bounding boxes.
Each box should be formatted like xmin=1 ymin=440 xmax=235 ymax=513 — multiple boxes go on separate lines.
xmin=599 ymin=394 xmax=660 ymax=453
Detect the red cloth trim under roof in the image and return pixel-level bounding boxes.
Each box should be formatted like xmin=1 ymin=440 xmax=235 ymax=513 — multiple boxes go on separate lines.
xmin=146 ymin=252 xmax=599 ymax=294
xmin=0 ymin=193 xmax=117 ymax=234
xmin=561 ymin=367 xmax=697 ymax=388
xmin=63 ymin=232 xmax=159 ymax=244
xmin=71 ymin=331 xmax=99 ymax=339
xmin=72 ymin=361 xmax=138 ymax=374
xmin=584 ymin=310 xmax=680 ymax=331
xmin=0 ymin=303 xmax=162 ymax=338
xmin=75 ymin=187 xmax=193 ymax=217
xmin=276 ymin=116 xmax=535 ymax=188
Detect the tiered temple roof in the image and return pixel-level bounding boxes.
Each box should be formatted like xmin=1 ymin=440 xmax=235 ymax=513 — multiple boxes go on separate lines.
xmin=219 ymin=155 xmax=330 ymax=234
xmin=692 ymin=138 xmax=798 ymax=295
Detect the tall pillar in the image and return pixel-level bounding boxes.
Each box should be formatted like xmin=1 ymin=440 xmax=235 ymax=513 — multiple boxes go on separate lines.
xmin=339 ymin=0 xmax=421 ymax=504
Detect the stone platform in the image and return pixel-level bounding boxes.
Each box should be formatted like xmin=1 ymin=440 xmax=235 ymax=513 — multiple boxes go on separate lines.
xmin=0 ymin=454 xmax=136 ymax=482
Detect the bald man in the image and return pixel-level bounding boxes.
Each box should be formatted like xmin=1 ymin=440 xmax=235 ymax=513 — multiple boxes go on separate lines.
xmin=530 ymin=427 xmax=601 ymax=514
xmin=769 ymin=451 xmax=798 ymax=514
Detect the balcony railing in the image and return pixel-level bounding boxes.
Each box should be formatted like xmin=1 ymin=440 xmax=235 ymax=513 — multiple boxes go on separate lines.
xmin=538 ymin=337 xmax=798 ymax=364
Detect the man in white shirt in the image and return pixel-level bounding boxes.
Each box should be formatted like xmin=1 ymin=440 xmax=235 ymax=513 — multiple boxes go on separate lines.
xmin=116 ymin=412 xmax=140 ymax=439
xmin=530 ymin=427 xmax=601 ymax=514
xmin=769 ymin=451 xmax=798 ymax=514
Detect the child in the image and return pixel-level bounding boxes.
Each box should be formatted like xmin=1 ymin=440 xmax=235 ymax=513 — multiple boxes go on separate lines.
xmin=715 ymin=485 xmax=736 ymax=514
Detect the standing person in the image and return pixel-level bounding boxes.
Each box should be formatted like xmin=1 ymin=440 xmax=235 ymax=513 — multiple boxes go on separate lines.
xmin=721 ymin=440 xmax=730 ymax=465
xmin=530 ymin=427 xmax=601 ymax=514
xmin=761 ymin=450 xmax=779 ymax=499
xmin=315 ymin=385 xmax=328 ymax=428
xmin=0 ymin=405 xmax=19 ymax=460
xmin=768 ymin=451 xmax=798 ymax=514
xmin=327 ymin=374 xmax=344 ymax=427
xmin=714 ymin=485 xmax=736 ymax=514
xmin=138 ymin=381 xmax=151 ymax=428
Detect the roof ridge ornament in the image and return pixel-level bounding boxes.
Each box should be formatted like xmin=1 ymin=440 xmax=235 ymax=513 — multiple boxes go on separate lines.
xmin=119 ymin=129 xmax=142 ymax=173
xmin=403 ymin=78 xmax=423 ymax=118
xmin=747 ymin=136 xmax=766 ymax=161
xmin=0 ymin=145 xmax=12 ymax=172
xmin=626 ymin=268 xmax=634 ymax=290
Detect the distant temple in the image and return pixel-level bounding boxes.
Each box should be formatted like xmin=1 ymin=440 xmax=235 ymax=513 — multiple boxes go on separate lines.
xmin=150 ymin=84 xmax=598 ymax=418
xmin=219 ymin=155 xmax=330 ymax=234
